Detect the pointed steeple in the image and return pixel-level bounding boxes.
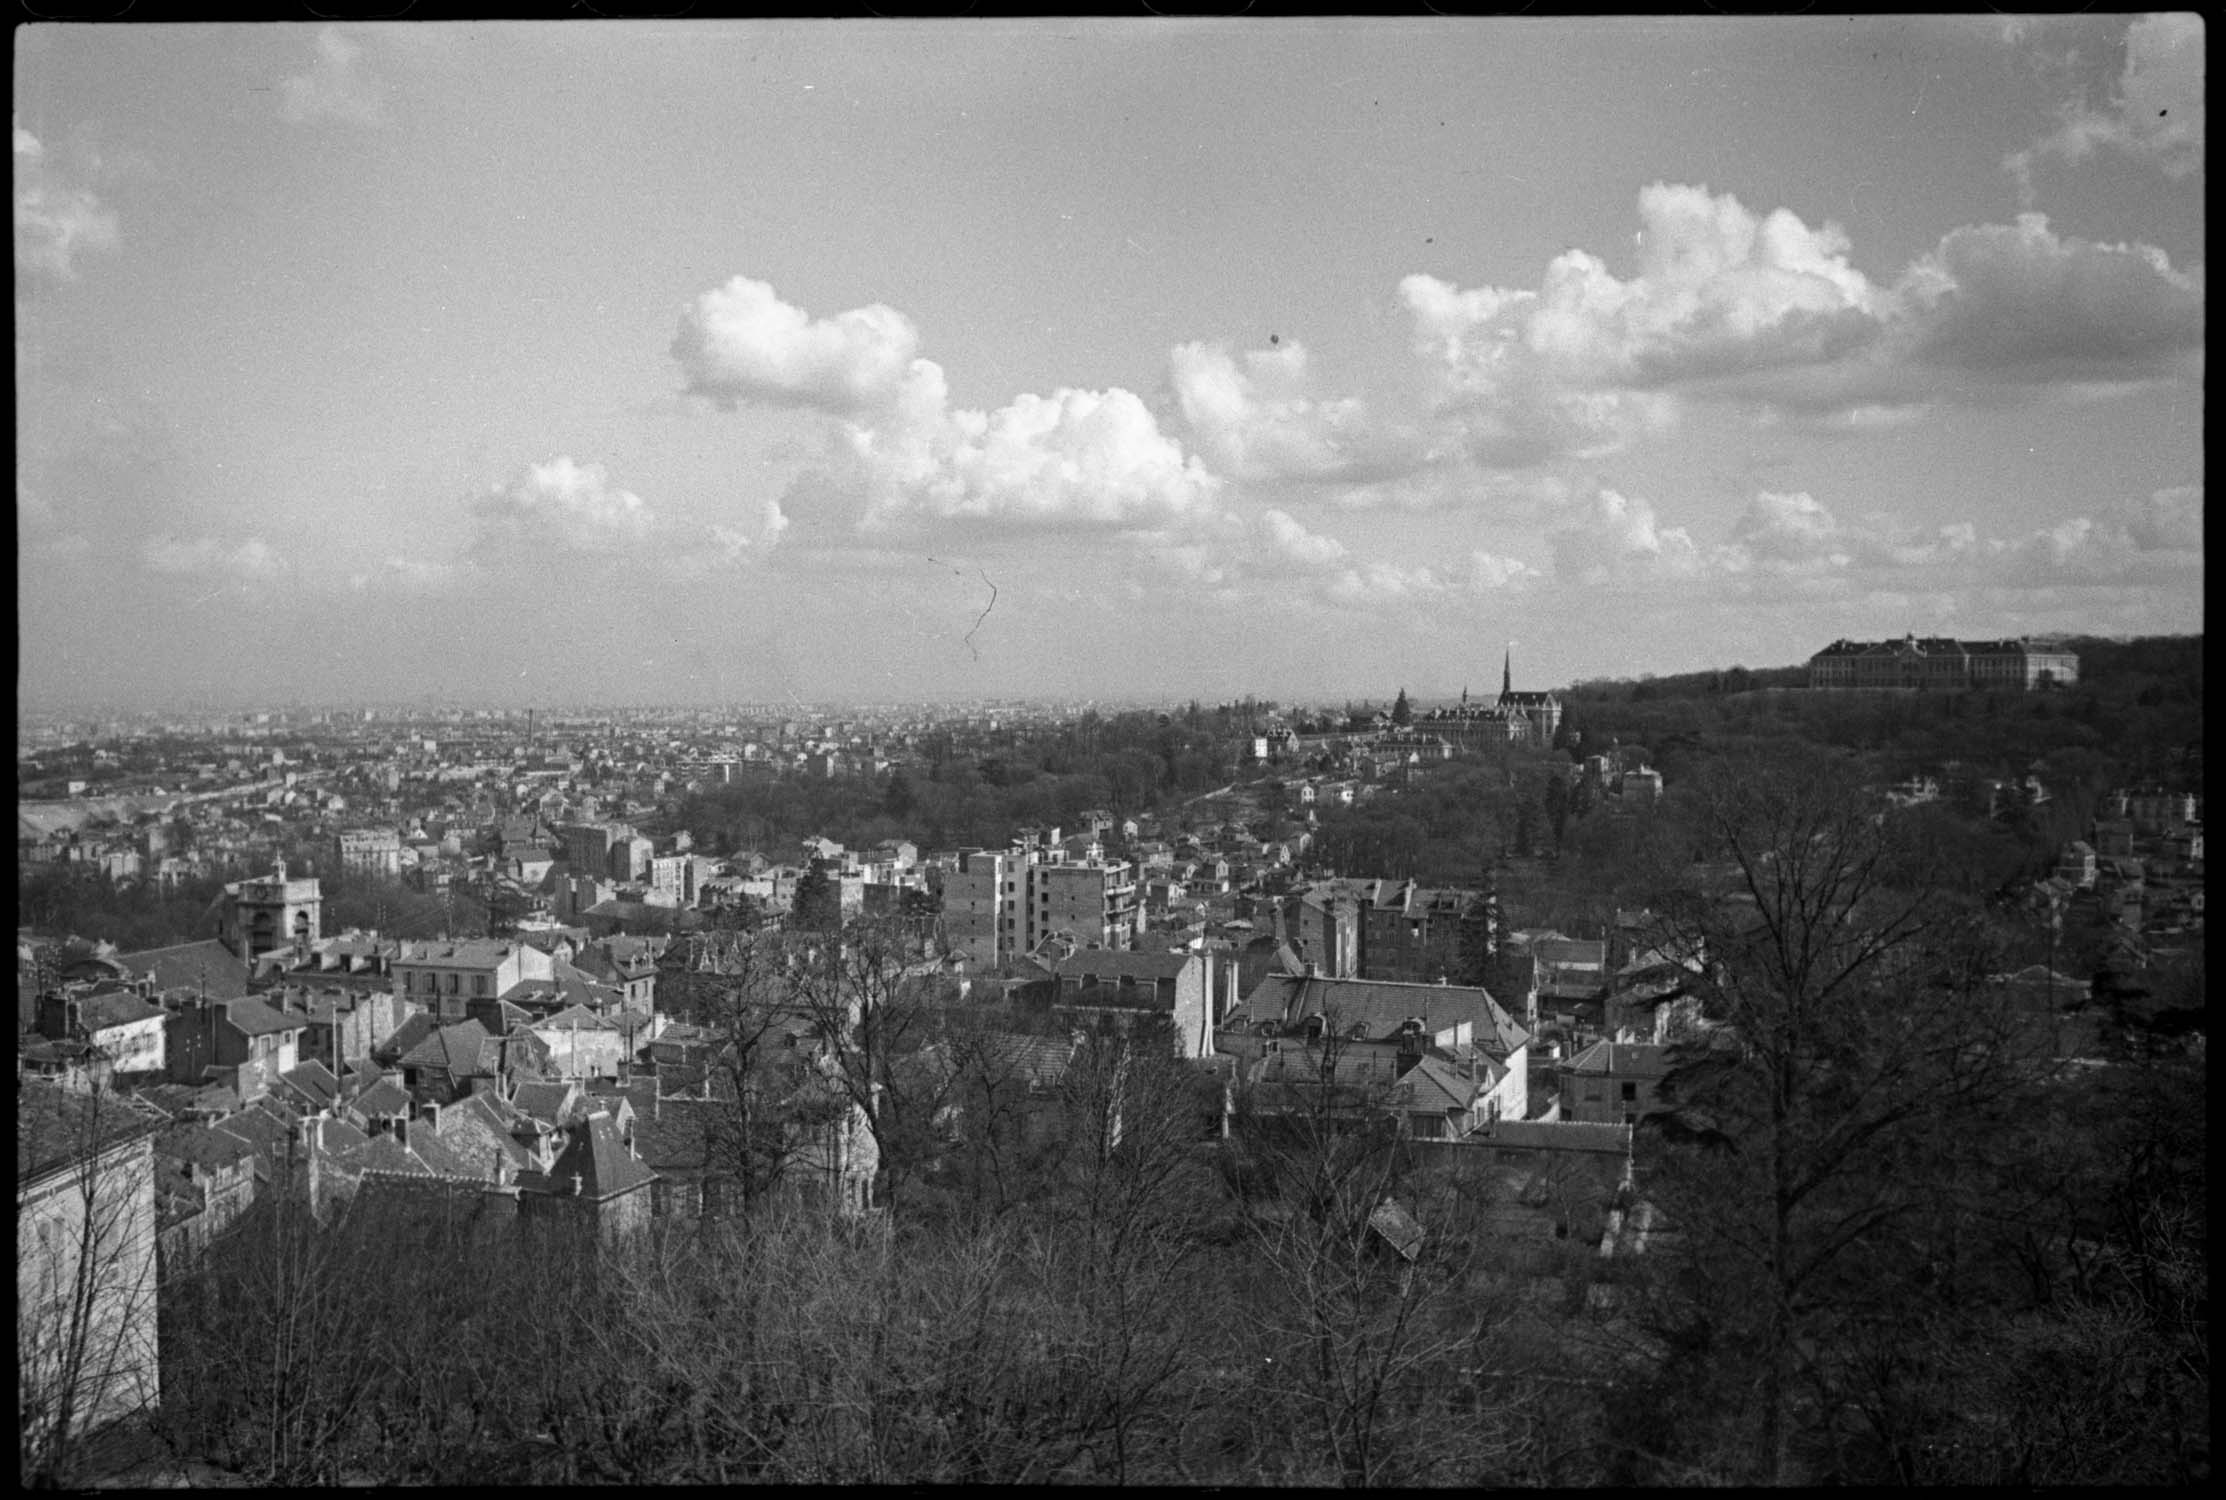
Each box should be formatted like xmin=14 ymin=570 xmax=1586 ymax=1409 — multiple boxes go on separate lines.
xmin=1501 ymin=646 xmax=1512 ymax=701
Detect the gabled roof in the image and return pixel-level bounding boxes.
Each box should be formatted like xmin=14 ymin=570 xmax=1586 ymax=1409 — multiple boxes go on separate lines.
xmin=158 ymin=1121 xmax=257 ymax=1174
xmin=376 ymin=1010 xmax=441 ymax=1063
xmin=535 ymin=1111 xmax=656 ymax=1201
xmin=530 ymin=1003 xmax=618 ymax=1034
xmin=354 ymin=1077 xmax=413 ymax=1118
xmin=1231 ymin=973 xmax=1529 ymax=1055
xmin=74 ymin=989 xmax=167 ymax=1031
xmin=399 ymin=1019 xmax=496 ymax=1076
xmin=275 ymin=1058 xmax=342 ymax=1111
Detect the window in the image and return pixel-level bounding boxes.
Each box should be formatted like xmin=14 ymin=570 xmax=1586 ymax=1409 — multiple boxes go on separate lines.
xmin=1620 ymin=1081 xmax=1638 ymax=1102
xmin=475 ymin=974 xmax=490 ymax=997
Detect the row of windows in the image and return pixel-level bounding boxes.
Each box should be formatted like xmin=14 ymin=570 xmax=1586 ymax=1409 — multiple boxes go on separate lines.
xmin=402 ymin=970 xmax=492 ymax=997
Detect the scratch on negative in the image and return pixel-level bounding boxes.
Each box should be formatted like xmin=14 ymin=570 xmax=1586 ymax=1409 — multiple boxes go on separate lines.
xmin=928 ymin=556 xmax=999 ymax=660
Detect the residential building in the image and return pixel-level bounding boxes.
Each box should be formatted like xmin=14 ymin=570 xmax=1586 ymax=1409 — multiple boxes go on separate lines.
xmin=1559 ymin=1040 xmax=1670 ymax=1125
xmin=19 ymin=1081 xmax=164 ymax=1463
xmin=1051 ymin=947 xmax=1239 ymax=1060
xmin=162 ymin=995 xmax=305 ymax=1103
xmin=330 ymin=827 xmax=403 ymax=879
xmin=392 ymin=937 xmax=558 ymax=1023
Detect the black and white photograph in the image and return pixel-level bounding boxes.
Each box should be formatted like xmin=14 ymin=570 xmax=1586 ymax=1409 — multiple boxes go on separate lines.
xmin=17 ymin=14 xmax=2205 ymax=1487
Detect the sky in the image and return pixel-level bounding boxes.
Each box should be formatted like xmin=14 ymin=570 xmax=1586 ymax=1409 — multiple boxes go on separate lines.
xmin=14 ymin=16 xmax=2206 ymax=712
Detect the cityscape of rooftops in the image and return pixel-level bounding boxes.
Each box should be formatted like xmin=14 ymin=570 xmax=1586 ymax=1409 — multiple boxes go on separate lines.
xmin=16 ymin=16 xmax=2204 ymax=1491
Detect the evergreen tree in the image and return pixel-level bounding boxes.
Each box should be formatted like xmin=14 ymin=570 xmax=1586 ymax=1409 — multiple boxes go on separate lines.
xmin=791 ymin=864 xmax=841 ymax=933
xmin=1391 ymin=688 xmax=1412 ymax=727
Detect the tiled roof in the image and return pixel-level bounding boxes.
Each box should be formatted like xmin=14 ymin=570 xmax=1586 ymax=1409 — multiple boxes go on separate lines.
xmin=74 ymin=990 xmax=167 ymax=1031
xmin=354 ymin=1078 xmax=414 ymax=1118
xmin=537 ymin=1111 xmax=655 ymax=1201
xmin=158 ymin=1121 xmax=257 ymax=1173
xmin=376 ymin=1010 xmax=441 ymax=1063
xmin=275 ymin=1059 xmax=342 ymax=1111
xmin=1054 ymin=950 xmax=1193 ymax=983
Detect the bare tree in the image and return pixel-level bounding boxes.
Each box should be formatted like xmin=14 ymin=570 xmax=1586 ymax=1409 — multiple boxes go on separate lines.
xmin=18 ymin=1077 xmax=166 ymax=1486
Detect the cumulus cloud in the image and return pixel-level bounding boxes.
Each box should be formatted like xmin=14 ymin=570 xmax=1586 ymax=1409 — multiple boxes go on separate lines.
xmin=671 ymin=499 xmax=792 ymax=578
xmin=1170 ymin=340 xmax=1417 ymax=485
xmin=676 ymin=275 xmax=1218 ymax=535
xmin=1208 ymin=506 xmax=1539 ymax=609
xmin=281 ymin=27 xmax=387 ymax=127
xmin=469 ymin=457 xmax=654 ymax=556
xmin=13 ymin=118 xmax=119 ymax=283
xmin=142 ymin=536 xmax=289 ymax=580
xmin=1398 ymin=184 xmax=2202 ymax=441
xmin=674 ymin=276 xmax=927 ymax=414
xmin=1545 ymin=487 xmax=1707 ymax=584
xmin=1895 ymin=214 xmax=2205 ymax=384
xmin=2006 ymin=12 xmax=2206 ymax=201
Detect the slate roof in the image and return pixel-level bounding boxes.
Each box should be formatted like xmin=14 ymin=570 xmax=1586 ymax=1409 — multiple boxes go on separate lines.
xmin=18 ymin=1081 xmax=165 ymax=1182
xmin=73 ymin=990 xmax=167 ymax=1031
xmin=533 ymin=1111 xmax=656 ymax=1201
xmin=1232 ymin=973 xmax=1529 ymax=1055
xmin=223 ymin=996 xmax=306 ymax=1038
xmin=399 ymin=1019 xmax=496 ymax=1077
xmin=376 ymin=1010 xmax=441 ymax=1064
xmin=110 ymin=939 xmax=252 ymax=1001
xmin=353 ymin=1077 xmax=414 ymax=1118
xmin=158 ymin=1121 xmax=257 ymax=1174
xmin=274 ymin=1059 xmax=343 ymax=1112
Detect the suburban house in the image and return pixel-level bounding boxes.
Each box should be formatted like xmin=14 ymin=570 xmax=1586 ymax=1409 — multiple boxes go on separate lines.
xmin=1559 ymin=1040 xmax=1671 ymax=1125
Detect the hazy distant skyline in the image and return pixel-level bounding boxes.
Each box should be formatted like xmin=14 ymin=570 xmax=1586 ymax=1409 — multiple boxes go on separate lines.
xmin=16 ymin=17 xmax=2204 ymax=712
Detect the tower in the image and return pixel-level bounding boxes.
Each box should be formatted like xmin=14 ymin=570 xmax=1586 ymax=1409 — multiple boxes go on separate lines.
xmin=219 ymin=859 xmax=323 ymax=963
xmin=1501 ymin=647 xmax=1513 ymax=702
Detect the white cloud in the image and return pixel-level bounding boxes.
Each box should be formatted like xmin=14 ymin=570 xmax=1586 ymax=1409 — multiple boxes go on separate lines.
xmin=678 ymin=275 xmax=1220 ymax=536
xmin=280 ymin=27 xmax=387 ymax=127
xmin=1545 ymin=487 xmax=1707 ymax=584
xmin=1260 ymin=506 xmax=1350 ymax=568
xmin=2006 ymin=12 xmax=2206 ymax=200
xmin=469 ymin=457 xmax=653 ymax=556
xmin=1170 ymin=340 xmax=1412 ymax=485
xmin=673 ymin=275 xmax=927 ymax=415
xmin=13 ymin=118 xmax=118 ymax=283
xmin=142 ymin=536 xmax=289 ymax=580
xmin=676 ymin=499 xmax=792 ymax=577
xmin=349 ymin=556 xmax=464 ymax=595
xmin=1397 ymin=185 xmax=2202 ymax=438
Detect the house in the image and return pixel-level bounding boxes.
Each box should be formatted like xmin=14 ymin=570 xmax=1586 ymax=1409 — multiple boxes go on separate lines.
xmin=1051 ymin=948 xmax=1239 ymax=1060
xmin=152 ymin=1121 xmax=258 ymax=1266
xmin=395 ymin=1019 xmax=500 ymax=1103
xmin=19 ymin=1081 xmax=165 ymax=1467
xmin=392 ymin=937 xmax=558 ymax=1024
xmin=1559 ymin=1040 xmax=1670 ymax=1125
xmin=36 ymin=989 xmax=168 ymax=1078
xmin=107 ymin=939 xmax=253 ymax=1003
xmin=1223 ymin=972 xmax=1530 ymax=1131
xmin=161 ymin=995 xmax=305 ymax=1104
xmin=515 ymin=1110 xmax=657 ymax=1242
xmin=527 ymin=1004 xmax=626 ymax=1081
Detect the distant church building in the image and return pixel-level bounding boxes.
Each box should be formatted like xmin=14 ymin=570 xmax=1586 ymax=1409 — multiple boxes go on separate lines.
xmin=217 ymin=860 xmax=323 ymax=964
xmin=1429 ymin=648 xmax=1562 ymax=745
xmin=1496 ymin=648 xmax=1562 ymax=743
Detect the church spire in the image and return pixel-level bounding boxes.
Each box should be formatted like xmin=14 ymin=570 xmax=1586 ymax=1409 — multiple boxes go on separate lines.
xmin=1501 ymin=646 xmax=1512 ymax=700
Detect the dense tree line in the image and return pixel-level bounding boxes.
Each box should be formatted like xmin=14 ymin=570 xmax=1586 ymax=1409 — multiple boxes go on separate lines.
xmin=672 ymin=708 xmax=1244 ymax=857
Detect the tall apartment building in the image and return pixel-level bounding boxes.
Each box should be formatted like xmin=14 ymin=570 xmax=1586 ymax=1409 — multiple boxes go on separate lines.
xmin=331 ymin=827 xmax=403 ymax=880
xmin=942 ymin=845 xmax=1140 ymax=968
xmin=1808 ymin=635 xmax=2079 ymax=690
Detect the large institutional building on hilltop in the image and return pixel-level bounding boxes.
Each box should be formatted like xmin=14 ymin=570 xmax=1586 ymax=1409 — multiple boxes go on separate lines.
xmin=1807 ymin=635 xmax=2078 ymax=691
